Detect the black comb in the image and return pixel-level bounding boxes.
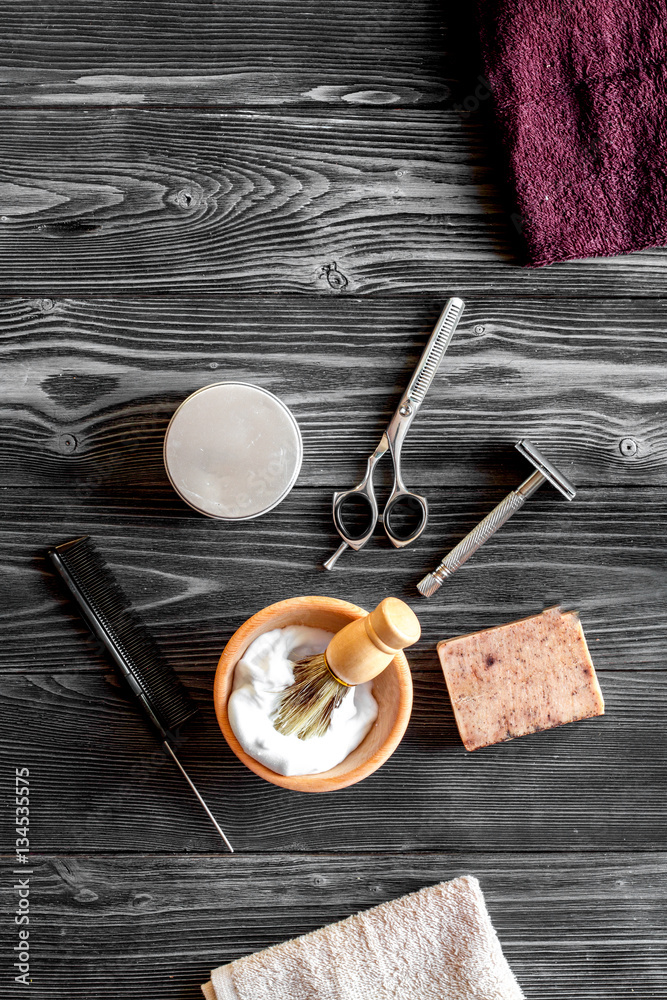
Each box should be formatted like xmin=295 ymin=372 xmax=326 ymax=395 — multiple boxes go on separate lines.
xmin=49 ymin=536 xmax=197 ymax=739
xmin=48 ymin=536 xmax=233 ymax=851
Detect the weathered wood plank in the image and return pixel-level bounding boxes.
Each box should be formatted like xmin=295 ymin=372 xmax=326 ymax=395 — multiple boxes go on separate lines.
xmin=1 ymin=109 xmax=667 ymax=294
xmin=0 ymin=0 xmax=454 ymax=107
xmin=1 ymin=295 xmax=666 ymax=488
xmin=3 ymin=3 xmax=664 ymax=995
xmin=2 ymin=487 xmax=666 ymax=674
xmin=2 ymin=853 xmax=665 ymax=998
xmin=1 ymin=665 xmax=665 ymax=852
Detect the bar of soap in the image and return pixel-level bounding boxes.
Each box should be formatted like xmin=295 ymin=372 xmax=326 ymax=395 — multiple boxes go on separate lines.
xmin=437 ymin=606 xmax=604 ymax=751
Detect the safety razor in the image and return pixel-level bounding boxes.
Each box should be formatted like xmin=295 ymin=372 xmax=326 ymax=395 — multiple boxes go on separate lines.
xmin=417 ymin=439 xmax=576 ymax=598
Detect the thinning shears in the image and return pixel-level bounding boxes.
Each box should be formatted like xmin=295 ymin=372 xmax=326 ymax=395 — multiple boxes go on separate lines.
xmin=323 ymin=297 xmax=465 ymax=570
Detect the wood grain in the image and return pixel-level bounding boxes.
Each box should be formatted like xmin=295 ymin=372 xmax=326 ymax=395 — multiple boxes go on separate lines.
xmin=1 ymin=295 xmax=666 ymax=488
xmin=1 ymin=665 xmax=665 ymax=852
xmin=4 ymin=3 xmax=667 ymax=994
xmin=0 ymin=1 xmax=454 ymax=107
xmin=1 ymin=853 xmax=665 ymax=998
xmin=2 ymin=487 xmax=666 ymax=675
xmin=2 ymin=109 xmax=667 ymax=294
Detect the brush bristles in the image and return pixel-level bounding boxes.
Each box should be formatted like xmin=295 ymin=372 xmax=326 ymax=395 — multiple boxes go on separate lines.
xmin=273 ymin=654 xmax=348 ymax=740
xmin=416 ymin=572 xmax=442 ymax=598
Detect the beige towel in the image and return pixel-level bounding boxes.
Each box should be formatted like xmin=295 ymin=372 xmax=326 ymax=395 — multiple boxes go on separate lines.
xmin=202 ymin=875 xmax=524 ymax=1000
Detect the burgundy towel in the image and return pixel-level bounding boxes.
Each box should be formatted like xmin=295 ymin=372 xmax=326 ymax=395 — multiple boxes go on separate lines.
xmin=477 ymin=0 xmax=667 ymax=266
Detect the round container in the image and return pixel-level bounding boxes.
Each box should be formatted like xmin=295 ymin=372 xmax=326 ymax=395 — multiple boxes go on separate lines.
xmin=214 ymin=596 xmax=414 ymax=792
xmin=164 ymin=382 xmax=302 ymax=520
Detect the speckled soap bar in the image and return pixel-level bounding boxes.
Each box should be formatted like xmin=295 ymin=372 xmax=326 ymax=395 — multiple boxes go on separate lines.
xmin=437 ymin=606 xmax=604 ymax=751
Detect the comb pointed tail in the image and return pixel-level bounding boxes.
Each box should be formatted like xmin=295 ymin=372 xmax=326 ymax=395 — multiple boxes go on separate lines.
xmin=163 ymin=742 xmax=234 ymax=853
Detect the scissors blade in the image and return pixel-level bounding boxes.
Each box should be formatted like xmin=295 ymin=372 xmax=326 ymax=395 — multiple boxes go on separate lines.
xmin=404 ymin=297 xmax=465 ymax=410
xmin=369 ymin=431 xmax=390 ymax=465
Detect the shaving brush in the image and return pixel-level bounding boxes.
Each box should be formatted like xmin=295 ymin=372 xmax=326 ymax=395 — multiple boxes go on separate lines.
xmin=273 ymin=597 xmax=421 ymax=740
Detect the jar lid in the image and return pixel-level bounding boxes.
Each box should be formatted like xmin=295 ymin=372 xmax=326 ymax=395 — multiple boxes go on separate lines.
xmin=164 ymin=382 xmax=302 ymax=520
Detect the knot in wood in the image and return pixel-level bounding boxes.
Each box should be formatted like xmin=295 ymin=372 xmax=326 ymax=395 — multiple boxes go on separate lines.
xmin=132 ymin=892 xmax=154 ymax=910
xmin=171 ymin=186 xmax=201 ymax=211
xmin=318 ymin=262 xmax=348 ymax=291
xmin=57 ymin=433 xmax=78 ymax=454
xmin=619 ymin=437 xmax=638 ymax=457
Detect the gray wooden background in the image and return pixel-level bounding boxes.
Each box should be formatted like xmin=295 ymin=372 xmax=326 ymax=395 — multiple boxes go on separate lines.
xmin=1 ymin=3 xmax=666 ymax=997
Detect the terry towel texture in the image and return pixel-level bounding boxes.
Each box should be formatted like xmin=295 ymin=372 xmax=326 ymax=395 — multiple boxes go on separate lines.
xmin=202 ymin=875 xmax=524 ymax=1000
xmin=477 ymin=0 xmax=667 ymax=266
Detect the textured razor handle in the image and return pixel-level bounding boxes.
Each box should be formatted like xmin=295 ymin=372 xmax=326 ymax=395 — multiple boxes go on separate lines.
xmin=435 ymin=490 xmax=526 ymax=579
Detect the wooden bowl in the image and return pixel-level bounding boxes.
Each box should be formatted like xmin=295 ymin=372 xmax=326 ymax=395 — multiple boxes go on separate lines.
xmin=214 ymin=595 xmax=413 ymax=792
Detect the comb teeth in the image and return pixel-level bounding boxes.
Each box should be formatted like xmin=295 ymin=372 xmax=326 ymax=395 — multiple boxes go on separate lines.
xmin=49 ymin=537 xmax=197 ymax=735
xmin=416 ymin=572 xmax=442 ymax=598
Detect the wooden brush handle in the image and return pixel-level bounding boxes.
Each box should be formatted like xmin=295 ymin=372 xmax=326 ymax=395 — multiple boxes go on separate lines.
xmin=326 ymin=597 xmax=421 ymax=686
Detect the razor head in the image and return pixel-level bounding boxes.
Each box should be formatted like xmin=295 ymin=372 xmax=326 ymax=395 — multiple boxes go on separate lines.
xmin=515 ymin=439 xmax=576 ymax=501
xmin=416 ymin=572 xmax=443 ymax=599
